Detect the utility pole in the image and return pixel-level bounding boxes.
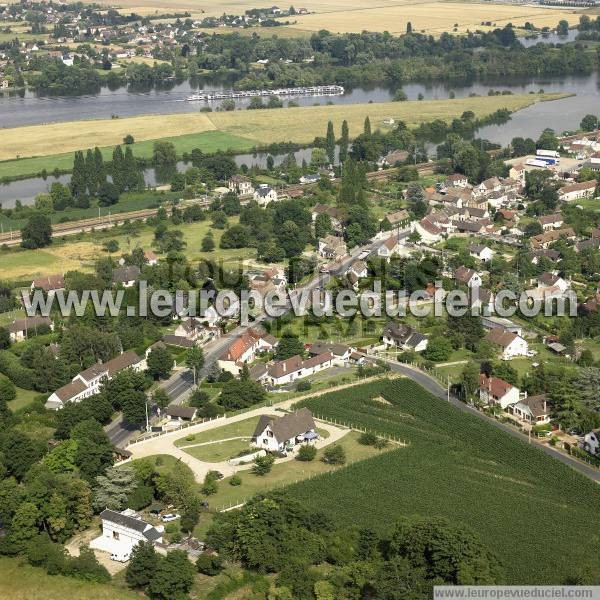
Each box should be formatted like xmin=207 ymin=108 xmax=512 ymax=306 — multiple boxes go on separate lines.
xmin=145 ymin=399 xmax=150 ymax=432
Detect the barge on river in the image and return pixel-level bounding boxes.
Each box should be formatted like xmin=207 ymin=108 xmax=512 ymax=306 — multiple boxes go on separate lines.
xmin=186 ymin=85 xmax=344 ymax=102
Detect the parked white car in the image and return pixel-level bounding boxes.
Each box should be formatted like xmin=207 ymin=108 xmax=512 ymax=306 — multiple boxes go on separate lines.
xmin=161 ymin=513 xmax=181 ymax=522
xmin=110 ymin=551 xmax=130 ymax=562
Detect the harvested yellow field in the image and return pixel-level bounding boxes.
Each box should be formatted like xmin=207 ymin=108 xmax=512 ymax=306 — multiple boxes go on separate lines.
xmin=282 ymin=2 xmax=585 ymax=34
xmin=104 ymin=0 xmax=585 ymax=34
xmin=0 ymin=93 xmax=565 ymax=161
xmin=209 ymin=93 xmax=565 ymax=144
xmin=0 ymin=113 xmax=215 ymax=161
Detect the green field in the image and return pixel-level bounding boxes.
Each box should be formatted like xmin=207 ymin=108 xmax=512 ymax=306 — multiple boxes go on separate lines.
xmin=287 ymin=379 xmax=600 ymax=584
xmin=0 ymin=557 xmax=139 ymax=600
xmin=0 ymin=130 xmax=253 ymax=180
xmin=0 ymin=189 xmax=172 ymax=231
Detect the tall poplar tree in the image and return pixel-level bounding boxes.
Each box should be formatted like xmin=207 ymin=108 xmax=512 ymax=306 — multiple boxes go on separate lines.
xmin=70 ymin=151 xmax=87 ymax=200
xmin=112 ymin=145 xmax=125 ymax=192
xmin=325 ymin=120 xmax=335 ymax=165
xmin=339 ymin=119 xmax=349 ymax=164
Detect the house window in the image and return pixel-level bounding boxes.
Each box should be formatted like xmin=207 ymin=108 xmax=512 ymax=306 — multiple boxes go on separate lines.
xmin=266 ymin=431 xmax=273 ymax=437
xmin=113 ymin=531 xmax=120 ymax=540
xmin=262 ymin=438 xmax=269 ymax=445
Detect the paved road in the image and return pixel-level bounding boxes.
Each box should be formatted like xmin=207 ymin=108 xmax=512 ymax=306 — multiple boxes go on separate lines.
xmin=371 ymin=357 xmax=600 ymax=483
xmin=106 ymin=246 xmax=363 ymax=446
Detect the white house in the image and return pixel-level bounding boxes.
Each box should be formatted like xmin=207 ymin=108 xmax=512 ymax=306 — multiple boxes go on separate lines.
xmin=7 ymin=316 xmax=53 ymax=342
xmin=469 ymin=244 xmax=494 ymax=263
xmin=485 ymin=329 xmax=529 ymax=360
xmin=445 ymin=173 xmax=469 ymax=188
xmin=45 ymin=351 xmax=144 ymax=409
xmin=264 ymin=352 xmax=333 ymax=386
xmin=538 ymin=213 xmax=564 ymax=232
xmin=112 ymin=266 xmax=141 ymax=288
xmin=144 ymin=250 xmax=158 ymax=266
xmin=411 ymin=217 xmax=443 ymax=244
xmin=582 ymin=428 xmax=600 ymax=456
xmin=382 ymin=322 xmax=428 ymax=352
xmin=510 ymin=394 xmax=551 ymax=425
xmin=90 ymin=509 xmax=163 ymax=559
xmin=251 ymin=408 xmax=317 ymax=452
xmin=254 ymin=183 xmax=278 ymax=206
xmin=537 ymin=272 xmax=570 ymax=293
xmin=375 ymin=235 xmax=403 ymax=261
xmin=478 ymin=374 xmax=520 ymax=409
xmin=307 ymin=341 xmax=354 ymax=366
xmin=558 ymin=180 xmax=597 ymax=202
xmin=229 ymin=175 xmax=254 ymax=195
xmin=318 ymin=235 xmax=347 ymax=260
xmin=455 ymin=266 xmax=482 ymax=289
xmin=31 ymin=274 xmax=65 ymax=297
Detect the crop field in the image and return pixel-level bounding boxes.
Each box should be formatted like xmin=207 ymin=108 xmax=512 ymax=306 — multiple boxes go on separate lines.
xmin=96 ymin=0 xmax=586 ymax=35
xmin=0 ymin=93 xmax=565 ymax=164
xmin=289 ymin=378 xmax=600 ymax=584
xmin=0 ymin=118 xmax=253 ymax=164
xmin=280 ymin=2 xmax=586 ymax=35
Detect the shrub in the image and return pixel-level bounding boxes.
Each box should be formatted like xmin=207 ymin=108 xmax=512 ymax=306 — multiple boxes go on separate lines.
xmin=296 ymin=380 xmax=312 ymax=392
xmin=322 ymin=445 xmax=346 ymax=465
xmin=296 ymin=444 xmax=317 ymax=461
xmin=229 ymin=474 xmax=242 ymax=486
xmin=358 ymin=432 xmax=378 ymax=446
xmin=252 ymin=453 xmax=275 ymax=476
xmin=196 ymin=553 xmax=224 ymax=576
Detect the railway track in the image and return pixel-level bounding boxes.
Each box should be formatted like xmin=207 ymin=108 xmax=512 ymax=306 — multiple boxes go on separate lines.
xmin=0 ymin=164 xmax=432 ymax=247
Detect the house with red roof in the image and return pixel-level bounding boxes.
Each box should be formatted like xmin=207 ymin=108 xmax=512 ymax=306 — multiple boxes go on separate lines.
xmin=217 ymin=328 xmax=278 ymax=375
xmin=478 ymin=374 xmax=520 ymax=409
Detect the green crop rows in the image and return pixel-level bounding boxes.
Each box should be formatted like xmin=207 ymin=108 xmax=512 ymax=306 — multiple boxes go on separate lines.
xmin=290 ymin=379 xmax=600 ymax=584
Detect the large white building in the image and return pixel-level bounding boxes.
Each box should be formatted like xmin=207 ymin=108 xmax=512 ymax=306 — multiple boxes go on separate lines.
xmin=90 ymin=509 xmax=163 ymax=560
xmin=45 ymin=351 xmax=144 ymax=409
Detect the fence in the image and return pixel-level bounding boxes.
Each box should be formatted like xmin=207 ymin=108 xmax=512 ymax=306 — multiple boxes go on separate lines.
xmin=125 ymin=414 xmax=226 ymax=447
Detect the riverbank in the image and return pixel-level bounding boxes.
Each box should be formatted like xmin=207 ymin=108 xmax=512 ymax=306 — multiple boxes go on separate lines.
xmin=0 ymin=92 xmax=569 ymax=179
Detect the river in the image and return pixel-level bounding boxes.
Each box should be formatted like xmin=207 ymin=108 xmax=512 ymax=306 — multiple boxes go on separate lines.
xmin=0 ymin=30 xmax=598 ymax=207
xmin=0 ymin=29 xmax=586 ymax=129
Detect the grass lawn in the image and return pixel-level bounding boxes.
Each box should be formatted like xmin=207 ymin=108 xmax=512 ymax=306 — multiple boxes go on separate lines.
xmin=0 ymin=557 xmax=139 ymax=600
xmin=207 ymin=430 xmax=391 ymax=510
xmin=174 ymin=415 xmax=273 ymax=448
xmin=0 ymin=94 xmax=566 ymax=166
xmin=182 ymin=438 xmax=254 ymax=462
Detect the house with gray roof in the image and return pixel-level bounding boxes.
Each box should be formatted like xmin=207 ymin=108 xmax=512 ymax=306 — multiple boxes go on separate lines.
xmin=90 ymin=509 xmax=164 ymax=559
xmin=251 ymin=408 xmax=317 ymax=452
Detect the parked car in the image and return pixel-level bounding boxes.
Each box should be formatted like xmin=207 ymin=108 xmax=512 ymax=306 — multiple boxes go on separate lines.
xmin=110 ymin=552 xmax=130 ymax=562
xmin=161 ymin=513 xmax=181 ymax=522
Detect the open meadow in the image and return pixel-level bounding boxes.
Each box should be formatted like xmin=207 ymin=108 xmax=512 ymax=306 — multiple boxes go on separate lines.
xmin=0 ymin=93 xmax=566 ymax=164
xmin=0 ymin=215 xmax=254 ymax=281
xmin=0 ymin=557 xmax=139 ymax=600
xmin=287 ymin=378 xmax=600 ymax=584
